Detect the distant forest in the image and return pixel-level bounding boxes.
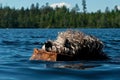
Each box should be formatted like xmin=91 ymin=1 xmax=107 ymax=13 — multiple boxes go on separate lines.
xmin=0 ymin=0 xmax=120 ymax=28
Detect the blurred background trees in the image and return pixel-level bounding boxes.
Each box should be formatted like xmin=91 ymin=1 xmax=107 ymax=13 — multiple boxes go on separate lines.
xmin=0 ymin=1 xmax=120 ymax=28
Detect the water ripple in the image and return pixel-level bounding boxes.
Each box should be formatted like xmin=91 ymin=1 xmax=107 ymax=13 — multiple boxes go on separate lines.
xmin=0 ymin=29 xmax=120 ymax=80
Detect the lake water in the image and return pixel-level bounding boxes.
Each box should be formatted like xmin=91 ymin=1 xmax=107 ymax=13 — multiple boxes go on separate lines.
xmin=0 ymin=28 xmax=120 ymax=80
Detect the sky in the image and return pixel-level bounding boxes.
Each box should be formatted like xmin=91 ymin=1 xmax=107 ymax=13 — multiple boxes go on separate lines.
xmin=0 ymin=0 xmax=120 ymax=12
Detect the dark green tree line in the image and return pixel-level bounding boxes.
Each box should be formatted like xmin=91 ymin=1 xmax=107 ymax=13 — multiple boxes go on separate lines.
xmin=0 ymin=2 xmax=120 ymax=28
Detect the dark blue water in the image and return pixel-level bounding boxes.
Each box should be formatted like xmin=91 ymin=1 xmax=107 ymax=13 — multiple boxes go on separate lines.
xmin=0 ymin=29 xmax=120 ymax=80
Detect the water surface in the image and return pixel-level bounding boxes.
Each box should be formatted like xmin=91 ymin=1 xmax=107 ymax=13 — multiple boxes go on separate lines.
xmin=0 ymin=28 xmax=120 ymax=80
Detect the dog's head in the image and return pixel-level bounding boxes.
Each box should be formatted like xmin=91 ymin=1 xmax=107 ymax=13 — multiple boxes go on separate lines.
xmin=29 ymin=48 xmax=57 ymax=61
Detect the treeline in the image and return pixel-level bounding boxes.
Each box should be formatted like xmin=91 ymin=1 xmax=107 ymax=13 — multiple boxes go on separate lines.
xmin=0 ymin=2 xmax=120 ymax=28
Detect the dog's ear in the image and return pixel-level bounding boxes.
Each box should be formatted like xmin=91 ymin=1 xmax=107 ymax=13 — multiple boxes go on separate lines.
xmin=34 ymin=48 xmax=39 ymax=54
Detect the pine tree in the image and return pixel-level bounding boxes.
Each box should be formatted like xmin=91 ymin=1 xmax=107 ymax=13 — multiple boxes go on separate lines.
xmin=82 ymin=0 xmax=87 ymax=14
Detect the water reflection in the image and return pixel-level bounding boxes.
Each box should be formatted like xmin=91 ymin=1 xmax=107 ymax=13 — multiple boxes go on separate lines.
xmin=50 ymin=63 xmax=102 ymax=70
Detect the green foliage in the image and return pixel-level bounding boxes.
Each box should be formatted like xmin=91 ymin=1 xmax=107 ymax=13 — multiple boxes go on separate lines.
xmin=0 ymin=2 xmax=120 ymax=28
xmin=82 ymin=0 xmax=87 ymax=14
